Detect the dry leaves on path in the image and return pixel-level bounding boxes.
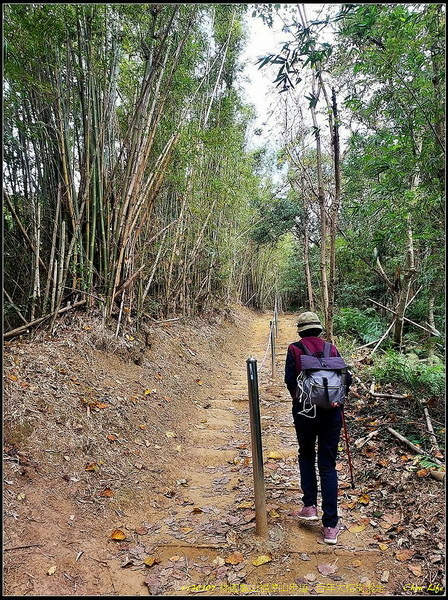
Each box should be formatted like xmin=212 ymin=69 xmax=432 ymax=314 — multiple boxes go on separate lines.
xmin=317 ymin=563 xmax=339 ymax=576
xmin=252 ymin=554 xmax=272 ymax=566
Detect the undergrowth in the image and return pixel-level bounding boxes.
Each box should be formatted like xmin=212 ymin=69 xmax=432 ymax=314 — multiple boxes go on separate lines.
xmin=334 ymin=307 xmax=386 ymax=344
xmin=369 ymin=349 xmax=445 ymax=399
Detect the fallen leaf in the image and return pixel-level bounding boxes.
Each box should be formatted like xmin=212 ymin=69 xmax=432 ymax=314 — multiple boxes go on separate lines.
xmin=317 ymin=563 xmax=338 ymax=576
xmin=213 ymin=556 xmax=225 ymax=567
xmin=196 ymin=379 xmax=204 ymax=385
xmin=110 ymin=529 xmax=126 ymax=540
xmin=395 ymin=549 xmax=415 ymax=562
xmin=252 ymin=554 xmax=272 ymax=566
xmin=416 ymin=468 xmax=430 ymax=478
xmin=237 ymin=501 xmax=254 ymax=509
xmin=99 ymin=488 xmax=114 ymax=497
xmin=348 ymin=523 xmax=366 ymax=533
xmin=135 ymin=527 xmax=149 ymax=535
xmin=269 ymin=509 xmax=281 ymax=518
xmin=352 ymin=559 xmax=363 ymax=567
xmin=358 ymin=494 xmax=370 ymax=505
xmin=267 ymin=451 xmax=283 ymax=460
xmin=107 ymin=434 xmax=117 ymax=442
xmin=192 ymin=506 xmax=203 ymax=513
xmin=380 ymin=512 xmax=401 ymax=530
xmin=381 ymin=570 xmax=389 ymax=583
xmin=225 ymin=552 xmax=244 ymax=565
xmin=378 ymin=543 xmax=389 ymax=551
xmin=17 ymin=492 xmax=26 ymax=501
xmin=6 ymin=374 xmax=18 ymax=381
xmin=95 ymin=402 xmax=109 ymax=409
xmin=144 ymin=555 xmax=161 ymax=567
xmin=180 ymin=527 xmax=193 ymax=534
xmin=304 ymin=572 xmax=317 ymax=582
xmin=85 ymin=462 xmax=99 ymax=471
xmin=47 ymin=565 xmax=57 ymax=576
xmin=300 ymin=553 xmax=311 ymax=561
xmin=408 ymin=564 xmax=423 ymax=577
xmin=138 ymin=424 xmax=147 ymax=429
xmin=165 ymin=431 xmax=177 ymax=438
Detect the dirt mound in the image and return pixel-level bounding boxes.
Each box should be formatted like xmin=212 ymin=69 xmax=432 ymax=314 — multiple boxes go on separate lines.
xmin=3 ymin=307 xmax=251 ymax=595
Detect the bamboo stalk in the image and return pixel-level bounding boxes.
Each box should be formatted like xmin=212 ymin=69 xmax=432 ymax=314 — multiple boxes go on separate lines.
xmin=369 ymin=298 xmax=438 ymax=336
xmin=422 ymin=405 xmax=442 ymax=456
xmin=3 ymin=192 xmax=48 ymax=273
xmin=31 ymin=200 xmax=41 ymax=322
xmin=51 ymin=260 xmax=58 ymax=313
xmin=386 ymin=427 xmax=444 ymax=466
xmin=3 ymin=288 xmax=28 ymax=324
xmin=4 ymin=300 xmax=87 ymax=339
xmin=43 ymin=186 xmax=61 ymax=313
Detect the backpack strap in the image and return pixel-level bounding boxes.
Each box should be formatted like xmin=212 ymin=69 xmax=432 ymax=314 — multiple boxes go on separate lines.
xmin=296 ymin=340 xmax=312 ymax=356
xmin=323 ymin=342 xmax=332 ymax=358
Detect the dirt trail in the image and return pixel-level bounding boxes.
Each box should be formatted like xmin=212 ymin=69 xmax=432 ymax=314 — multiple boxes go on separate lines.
xmin=104 ymin=313 xmax=401 ymax=596
xmin=3 ymin=310 xmax=417 ymax=596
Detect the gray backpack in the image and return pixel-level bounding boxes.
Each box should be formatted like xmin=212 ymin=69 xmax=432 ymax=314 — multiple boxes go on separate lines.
xmin=295 ymin=341 xmax=348 ymax=411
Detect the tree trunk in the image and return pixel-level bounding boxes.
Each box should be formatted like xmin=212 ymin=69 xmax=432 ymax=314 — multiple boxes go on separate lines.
xmin=310 ymin=78 xmax=330 ymax=333
xmin=393 ymin=215 xmax=416 ymax=349
xmin=303 ymin=211 xmax=315 ymax=311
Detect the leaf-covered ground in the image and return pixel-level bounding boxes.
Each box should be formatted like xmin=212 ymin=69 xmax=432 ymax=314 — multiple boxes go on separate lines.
xmin=3 ymin=309 xmax=445 ymax=596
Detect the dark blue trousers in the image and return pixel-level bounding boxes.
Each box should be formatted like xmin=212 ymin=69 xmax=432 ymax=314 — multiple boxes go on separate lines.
xmin=292 ymin=402 xmax=342 ymax=527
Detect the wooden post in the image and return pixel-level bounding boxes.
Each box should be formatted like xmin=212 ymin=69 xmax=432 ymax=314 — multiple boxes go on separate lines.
xmin=246 ymin=357 xmax=268 ymax=538
xmin=270 ymin=321 xmax=276 ymax=379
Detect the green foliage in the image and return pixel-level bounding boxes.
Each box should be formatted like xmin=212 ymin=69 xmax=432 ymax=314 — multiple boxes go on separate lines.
xmin=250 ymin=196 xmax=298 ymax=245
xmin=370 ymin=349 xmax=445 ymax=397
xmin=333 ymin=307 xmax=387 ymax=344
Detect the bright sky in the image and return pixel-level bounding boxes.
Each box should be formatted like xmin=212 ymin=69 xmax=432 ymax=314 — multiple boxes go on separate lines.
xmin=239 ymin=4 xmax=335 ymax=150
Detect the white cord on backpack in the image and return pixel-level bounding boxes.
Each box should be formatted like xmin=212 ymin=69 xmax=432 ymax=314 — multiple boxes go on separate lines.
xmin=296 ymin=374 xmax=316 ymax=419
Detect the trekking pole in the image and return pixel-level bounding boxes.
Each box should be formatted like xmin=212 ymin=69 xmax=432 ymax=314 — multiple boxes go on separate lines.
xmin=341 ymin=407 xmax=355 ymax=489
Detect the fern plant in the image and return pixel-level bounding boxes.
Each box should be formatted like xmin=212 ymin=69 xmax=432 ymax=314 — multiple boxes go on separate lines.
xmin=370 ymin=350 xmax=445 ymax=397
xmin=334 ymin=307 xmax=386 ymax=344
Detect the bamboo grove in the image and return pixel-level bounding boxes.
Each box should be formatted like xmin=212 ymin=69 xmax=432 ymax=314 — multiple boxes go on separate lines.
xmin=4 ymin=4 xmax=285 ymax=334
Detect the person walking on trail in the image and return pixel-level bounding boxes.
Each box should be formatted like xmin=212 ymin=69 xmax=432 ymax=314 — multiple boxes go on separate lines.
xmin=284 ymin=311 xmax=352 ymax=545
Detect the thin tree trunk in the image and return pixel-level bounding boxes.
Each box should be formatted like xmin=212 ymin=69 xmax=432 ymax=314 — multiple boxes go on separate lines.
xmin=303 ymin=212 xmax=315 ymax=311
xmin=310 ymin=77 xmax=329 ymax=331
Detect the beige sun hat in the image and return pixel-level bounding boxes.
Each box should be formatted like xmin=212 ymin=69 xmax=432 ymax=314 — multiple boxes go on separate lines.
xmin=297 ymin=311 xmax=323 ymax=334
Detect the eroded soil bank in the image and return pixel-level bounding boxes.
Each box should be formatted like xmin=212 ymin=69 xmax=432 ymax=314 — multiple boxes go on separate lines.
xmin=3 ymin=308 xmax=445 ymax=596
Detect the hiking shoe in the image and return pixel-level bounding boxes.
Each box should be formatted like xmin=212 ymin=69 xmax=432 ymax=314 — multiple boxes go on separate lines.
xmin=323 ymin=525 xmax=340 ymax=545
xmin=297 ymin=505 xmax=319 ymax=521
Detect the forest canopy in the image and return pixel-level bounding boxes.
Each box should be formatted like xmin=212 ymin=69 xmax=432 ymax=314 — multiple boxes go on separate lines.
xmin=3 ymin=3 xmax=445 ymax=358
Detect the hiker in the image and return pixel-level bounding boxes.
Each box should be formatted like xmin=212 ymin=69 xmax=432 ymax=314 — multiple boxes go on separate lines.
xmin=284 ymin=311 xmax=352 ymax=545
